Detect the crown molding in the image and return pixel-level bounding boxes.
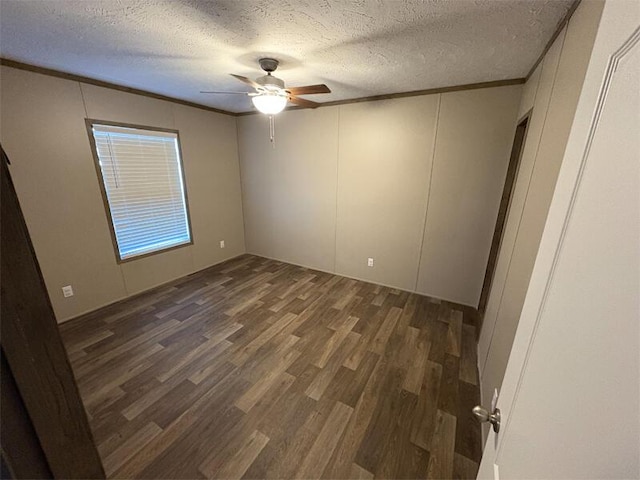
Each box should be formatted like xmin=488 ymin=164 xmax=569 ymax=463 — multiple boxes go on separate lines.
xmin=236 ymin=78 xmax=527 ymax=116
xmin=1 ymin=59 xmax=531 ymax=117
xmin=0 ymin=58 xmax=238 ymax=117
xmin=526 ymin=0 xmax=582 ymax=79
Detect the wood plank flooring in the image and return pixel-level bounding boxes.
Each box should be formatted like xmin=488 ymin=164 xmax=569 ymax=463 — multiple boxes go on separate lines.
xmin=59 ymin=255 xmax=482 ymax=479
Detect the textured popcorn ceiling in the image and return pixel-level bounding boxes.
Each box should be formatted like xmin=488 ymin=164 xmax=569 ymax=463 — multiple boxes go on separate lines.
xmin=0 ymin=0 xmax=572 ymax=113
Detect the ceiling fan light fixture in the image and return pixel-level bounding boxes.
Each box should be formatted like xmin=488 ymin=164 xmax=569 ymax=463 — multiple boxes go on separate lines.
xmin=252 ymin=92 xmax=287 ymax=115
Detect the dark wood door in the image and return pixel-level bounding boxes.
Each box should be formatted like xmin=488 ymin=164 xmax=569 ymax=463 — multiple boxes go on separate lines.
xmin=1 ymin=147 xmax=105 ymax=479
xmin=1 ymin=350 xmax=52 ymax=479
xmin=477 ymin=115 xmax=530 ymax=322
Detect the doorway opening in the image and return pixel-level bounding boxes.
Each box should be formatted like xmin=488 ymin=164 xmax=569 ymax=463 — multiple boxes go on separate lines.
xmin=477 ymin=113 xmax=531 ymax=327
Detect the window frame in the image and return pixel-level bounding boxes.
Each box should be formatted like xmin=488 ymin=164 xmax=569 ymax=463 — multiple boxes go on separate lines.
xmin=85 ymin=118 xmax=194 ymax=264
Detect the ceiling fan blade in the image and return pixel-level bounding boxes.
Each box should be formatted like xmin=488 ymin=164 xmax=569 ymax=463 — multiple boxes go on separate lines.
xmin=230 ymin=74 xmax=262 ymax=90
xmin=200 ymin=91 xmax=250 ymax=94
xmin=288 ymin=95 xmax=321 ymax=109
xmin=286 ymin=84 xmax=331 ymax=95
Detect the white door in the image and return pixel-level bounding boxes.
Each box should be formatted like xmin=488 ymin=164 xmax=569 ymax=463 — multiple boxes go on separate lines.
xmin=477 ymin=1 xmax=640 ymax=478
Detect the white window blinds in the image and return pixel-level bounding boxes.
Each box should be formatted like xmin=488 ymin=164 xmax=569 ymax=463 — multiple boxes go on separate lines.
xmin=91 ymin=124 xmax=191 ymax=260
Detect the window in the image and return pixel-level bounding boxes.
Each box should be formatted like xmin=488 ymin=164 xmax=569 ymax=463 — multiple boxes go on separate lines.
xmin=87 ymin=121 xmax=192 ymax=262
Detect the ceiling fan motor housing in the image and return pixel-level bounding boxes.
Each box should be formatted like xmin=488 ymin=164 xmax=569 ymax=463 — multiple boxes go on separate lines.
xmin=256 ymin=74 xmax=285 ymax=91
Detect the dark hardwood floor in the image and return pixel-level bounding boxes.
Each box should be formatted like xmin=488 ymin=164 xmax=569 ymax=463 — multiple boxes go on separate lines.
xmin=59 ymin=254 xmax=482 ymax=479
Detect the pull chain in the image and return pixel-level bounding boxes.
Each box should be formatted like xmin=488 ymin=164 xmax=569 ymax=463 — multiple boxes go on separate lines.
xmin=269 ymin=114 xmax=276 ymax=148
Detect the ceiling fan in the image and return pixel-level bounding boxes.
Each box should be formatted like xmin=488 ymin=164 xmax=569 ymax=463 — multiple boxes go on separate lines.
xmin=201 ymin=58 xmax=331 ymax=114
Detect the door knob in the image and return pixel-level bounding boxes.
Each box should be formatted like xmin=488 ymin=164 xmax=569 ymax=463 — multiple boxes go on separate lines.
xmin=472 ymin=405 xmax=501 ymax=433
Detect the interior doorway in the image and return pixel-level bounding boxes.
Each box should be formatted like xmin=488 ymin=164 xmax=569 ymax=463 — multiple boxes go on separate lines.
xmin=477 ymin=114 xmax=530 ymax=322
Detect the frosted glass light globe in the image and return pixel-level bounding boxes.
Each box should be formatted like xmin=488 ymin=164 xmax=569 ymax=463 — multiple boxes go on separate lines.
xmin=252 ymin=93 xmax=287 ymax=114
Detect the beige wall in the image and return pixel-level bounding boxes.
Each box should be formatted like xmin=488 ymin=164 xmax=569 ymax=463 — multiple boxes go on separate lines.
xmin=335 ymin=96 xmax=439 ymax=291
xmin=238 ymin=85 xmax=522 ymax=305
xmin=416 ymin=87 xmax=523 ymax=304
xmin=0 ymin=66 xmax=246 ymax=322
xmin=239 ymin=108 xmax=339 ymax=273
xmin=477 ymin=0 xmax=605 ymax=412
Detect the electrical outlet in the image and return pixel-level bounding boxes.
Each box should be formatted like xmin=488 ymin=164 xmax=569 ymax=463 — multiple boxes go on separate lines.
xmin=62 ymin=285 xmax=74 ymax=298
xmin=367 ymin=257 xmax=374 ymax=267
xmin=220 ymin=240 xmax=225 ymax=248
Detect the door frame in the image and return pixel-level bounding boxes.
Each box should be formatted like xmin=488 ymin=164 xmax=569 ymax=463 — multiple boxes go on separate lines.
xmin=477 ymin=112 xmax=531 ymax=321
